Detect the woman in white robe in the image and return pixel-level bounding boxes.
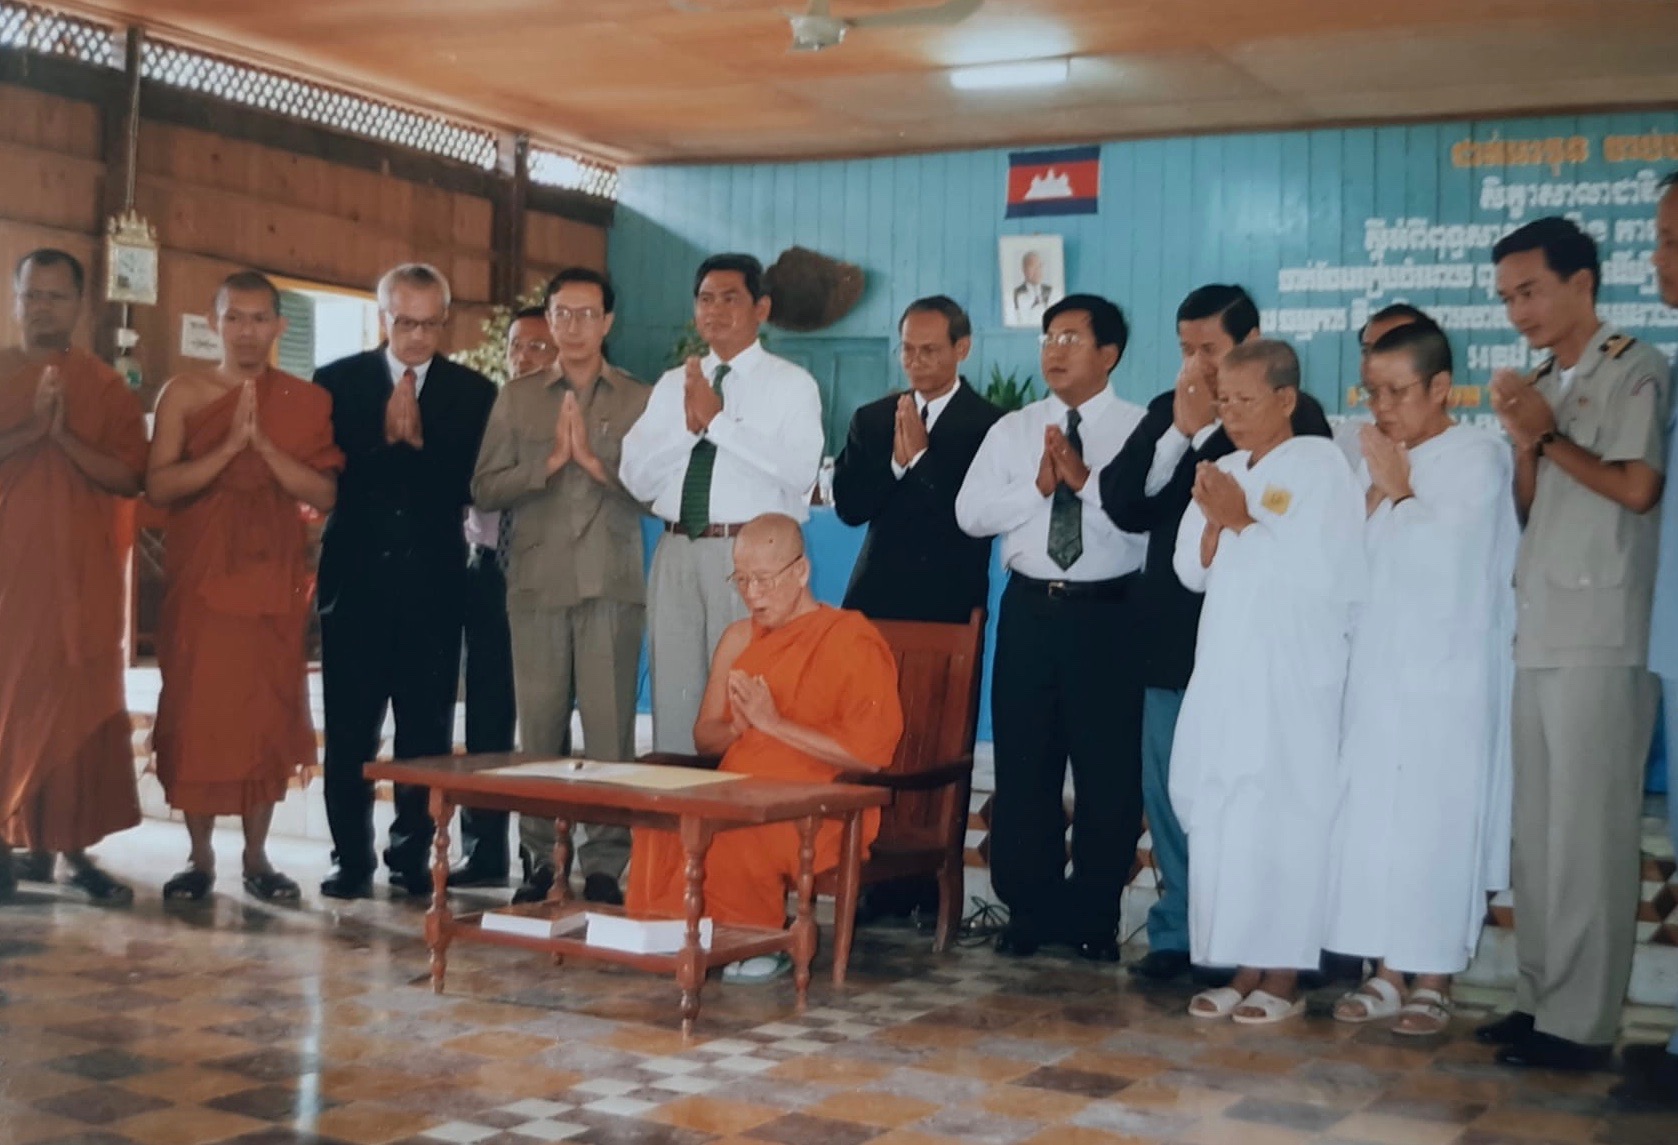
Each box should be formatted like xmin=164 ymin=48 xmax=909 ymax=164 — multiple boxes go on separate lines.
xmin=1170 ymin=340 xmax=1368 ymax=1024
xmin=1325 ymin=321 xmax=1517 ymax=1035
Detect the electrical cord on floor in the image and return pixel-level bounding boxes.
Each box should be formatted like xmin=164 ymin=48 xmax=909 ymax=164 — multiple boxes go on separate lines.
xmin=952 ymin=896 xmax=1009 ymax=947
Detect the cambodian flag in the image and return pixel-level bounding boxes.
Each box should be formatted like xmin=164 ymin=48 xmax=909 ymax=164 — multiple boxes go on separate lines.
xmin=1006 ymin=146 xmax=1100 ymax=218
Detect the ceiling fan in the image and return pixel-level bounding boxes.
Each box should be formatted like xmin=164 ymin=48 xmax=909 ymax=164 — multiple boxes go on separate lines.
xmin=787 ymin=0 xmax=982 ymax=52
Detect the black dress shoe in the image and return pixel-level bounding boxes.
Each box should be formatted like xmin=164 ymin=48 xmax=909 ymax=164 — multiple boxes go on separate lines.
xmin=1610 ymin=1048 xmax=1678 ymax=1107
xmin=993 ymin=926 xmax=1040 ymax=957
xmin=511 ymin=866 xmax=555 ymax=906
xmin=583 ymin=873 xmax=624 ymax=906
xmin=1475 ymin=1011 xmax=1536 ymax=1045
xmin=388 ymin=868 xmax=433 ymax=897
xmin=447 ymin=862 xmax=509 ymax=889
xmin=1128 ymin=948 xmax=1191 ymax=981
xmin=320 ymin=870 xmax=373 ymax=900
xmin=1076 ymin=937 xmax=1121 ymax=963
xmin=1621 ymin=1042 xmax=1676 ymax=1079
xmin=1496 ymin=1031 xmax=1612 ymax=1072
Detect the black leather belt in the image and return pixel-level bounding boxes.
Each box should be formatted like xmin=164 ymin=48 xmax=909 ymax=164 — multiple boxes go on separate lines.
xmin=1009 ymin=572 xmax=1135 ymax=600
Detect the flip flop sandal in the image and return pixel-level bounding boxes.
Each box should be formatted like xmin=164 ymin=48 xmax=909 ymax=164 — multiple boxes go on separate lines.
xmin=162 ymin=868 xmax=214 ymax=902
xmin=67 ymin=864 xmax=134 ymax=905
xmin=243 ymin=870 xmax=302 ymax=904
xmin=1393 ymin=988 xmax=1452 ymax=1037
xmin=1189 ymin=986 xmax=1246 ymax=1019
xmin=1232 ymin=989 xmax=1307 ymax=1025
xmin=1333 ymin=976 xmax=1403 ymax=1023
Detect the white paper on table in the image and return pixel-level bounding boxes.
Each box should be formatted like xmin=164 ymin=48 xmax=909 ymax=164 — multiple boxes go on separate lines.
xmin=482 ymin=759 xmax=746 ymax=790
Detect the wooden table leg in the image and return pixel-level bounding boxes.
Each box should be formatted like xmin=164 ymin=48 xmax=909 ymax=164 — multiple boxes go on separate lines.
xmin=677 ymin=815 xmax=712 ymax=1038
xmin=832 ymin=811 xmax=863 ymax=988
xmin=792 ymin=815 xmax=818 ymax=1013
xmin=425 ymin=790 xmax=455 ymax=994
xmin=549 ymin=818 xmax=574 ymax=904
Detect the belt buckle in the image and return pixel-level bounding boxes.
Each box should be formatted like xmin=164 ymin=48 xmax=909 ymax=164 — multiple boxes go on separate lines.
xmin=1045 ymin=579 xmax=1069 ymax=598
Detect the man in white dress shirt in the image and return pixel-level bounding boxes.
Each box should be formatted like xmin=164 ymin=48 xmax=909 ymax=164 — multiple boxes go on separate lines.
xmin=619 ymin=254 xmax=824 ymax=753
xmin=956 ymin=293 xmax=1147 ymax=962
xmin=1171 ymin=339 xmax=1367 ymax=1024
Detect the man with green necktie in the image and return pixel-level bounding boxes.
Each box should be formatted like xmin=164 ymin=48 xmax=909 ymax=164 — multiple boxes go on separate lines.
xmin=956 ymin=293 xmax=1148 ymax=963
xmin=620 ymin=254 xmax=825 ymax=753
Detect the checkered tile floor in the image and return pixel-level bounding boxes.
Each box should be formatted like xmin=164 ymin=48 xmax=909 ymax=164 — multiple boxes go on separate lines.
xmin=4 ymin=819 xmax=1678 ymax=1145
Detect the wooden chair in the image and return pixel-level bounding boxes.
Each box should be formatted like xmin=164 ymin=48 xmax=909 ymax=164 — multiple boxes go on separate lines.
xmin=642 ymin=607 xmax=984 ymax=983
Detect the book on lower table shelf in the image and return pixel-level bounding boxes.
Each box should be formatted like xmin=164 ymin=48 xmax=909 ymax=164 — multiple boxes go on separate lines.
xmin=479 ymin=909 xmax=712 ymax=953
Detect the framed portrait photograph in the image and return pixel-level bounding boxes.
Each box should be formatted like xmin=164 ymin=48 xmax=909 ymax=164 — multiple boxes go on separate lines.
xmin=105 ymin=209 xmax=159 ymax=306
xmin=999 ymin=233 xmax=1064 ymax=330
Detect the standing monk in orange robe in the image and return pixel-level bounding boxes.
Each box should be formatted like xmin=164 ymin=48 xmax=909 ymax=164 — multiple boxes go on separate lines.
xmin=0 ymin=249 xmax=147 ymax=905
xmin=146 ymin=272 xmax=342 ymax=903
xmin=626 ymin=512 xmax=903 ymax=982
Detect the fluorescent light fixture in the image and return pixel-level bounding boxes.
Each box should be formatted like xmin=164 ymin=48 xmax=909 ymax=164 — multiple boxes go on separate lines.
xmin=949 ymin=58 xmax=1070 ymax=92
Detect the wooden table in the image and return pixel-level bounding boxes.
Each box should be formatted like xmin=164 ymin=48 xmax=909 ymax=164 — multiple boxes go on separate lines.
xmin=364 ymin=753 xmax=890 ymax=1033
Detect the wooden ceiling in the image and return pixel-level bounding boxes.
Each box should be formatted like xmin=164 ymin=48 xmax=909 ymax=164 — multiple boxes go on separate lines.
xmin=55 ymin=0 xmax=1678 ymax=165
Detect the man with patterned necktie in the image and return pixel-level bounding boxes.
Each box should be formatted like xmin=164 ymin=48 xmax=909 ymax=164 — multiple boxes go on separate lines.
xmin=956 ymin=293 xmax=1148 ymax=962
xmin=620 ymin=254 xmax=824 ymax=754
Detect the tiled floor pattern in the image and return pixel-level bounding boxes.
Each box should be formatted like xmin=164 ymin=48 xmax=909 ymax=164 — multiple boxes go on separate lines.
xmin=4 ymin=821 xmax=1678 ymax=1145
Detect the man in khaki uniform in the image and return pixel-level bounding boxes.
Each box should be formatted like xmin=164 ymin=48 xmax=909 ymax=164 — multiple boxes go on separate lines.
xmin=1479 ymin=216 xmax=1671 ymax=1071
xmin=472 ymin=267 xmax=651 ymax=905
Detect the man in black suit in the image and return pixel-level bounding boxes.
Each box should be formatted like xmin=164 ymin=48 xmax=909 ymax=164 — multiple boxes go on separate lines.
xmin=1099 ymin=284 xmax=1331 ymax=979
xmin=313 ymin=263 xmax=497 ymax=899
xmin=832 ymin=296 xmax=1001 ymax=921
xmin=834 ymin=295 xmax=1002 ymax=623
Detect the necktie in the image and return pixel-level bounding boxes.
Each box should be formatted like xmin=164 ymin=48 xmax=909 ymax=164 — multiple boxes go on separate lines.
xmin=920 ymin=400 xmax=930 ymax=426
xmin=494 ymin=510 xmax=513 ymax=575
xmin=677 ymin=362 xmax=731 ymax=538
xmin=1046 ymin=408 xmax=1084 ymax=570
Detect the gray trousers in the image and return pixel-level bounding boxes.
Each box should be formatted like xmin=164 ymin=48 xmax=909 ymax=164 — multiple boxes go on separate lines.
xmin=647 ymin=533 xmax=746 ymax=753
xmin=1511 ymin=664 xmax=1658 ymax=1045
xmin=510 ymin=599 xmax=644 ymax=879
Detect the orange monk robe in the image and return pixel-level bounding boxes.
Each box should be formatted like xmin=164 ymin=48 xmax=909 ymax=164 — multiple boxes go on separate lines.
xmin=152 ymin=369 xmax=343 ymax=815
xmin=0 ymin=348 xmax=148 ymax=852
xmin=627 ymin=606 xmax=903 ymax=930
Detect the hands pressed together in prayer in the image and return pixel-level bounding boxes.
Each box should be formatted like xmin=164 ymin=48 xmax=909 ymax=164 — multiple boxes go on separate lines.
xmin=1490 ymin=367 xmax=1555 ymax=452
xmin=29 ymin=365 xmax=66 ymax=445
xmin=545 ymin=389 xmax=607 ymax=481
xmin=219 ymin=379 xmax=268 ymax=458
xmin=892 ymin=393 xmax=930 ymax=469
xmin=1359 ymin=424 xmax=1415 ymax=513
xmin=1193 ymin=461 xmax=1254 ymax=532
xmin=683 ymin=356 xmax=723 ymax=435
xmin=1035 ymin=425 xmax=1090 ymax=496
xmin=727 ymin=669 xmax=780 ymax=738
xmin=1173 ymin=358 xmax=1218 ymax=438
xmin=383 ymin=373 xmax=424 ymax=449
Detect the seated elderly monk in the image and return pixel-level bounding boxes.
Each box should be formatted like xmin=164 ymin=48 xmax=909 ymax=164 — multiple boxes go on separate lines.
xmin=625 ymin=512 xmax=904 ymax=982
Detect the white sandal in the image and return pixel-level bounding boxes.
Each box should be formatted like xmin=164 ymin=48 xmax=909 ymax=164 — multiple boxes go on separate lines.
xmin=1333 ymin=976 xmax=1403 ymax=1024
xmin=1188 ymin=986 xmax=1245 ymax=1019
xmin=1393 ymin=987 xmax=1452 ymax=1037
xmin=1231 ymin=989 xmax=1306 ymax=1025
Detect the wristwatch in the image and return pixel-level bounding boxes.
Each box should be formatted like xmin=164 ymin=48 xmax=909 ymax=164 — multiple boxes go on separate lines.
xmin=1535 ymin=430 xmax=1561 ymax=456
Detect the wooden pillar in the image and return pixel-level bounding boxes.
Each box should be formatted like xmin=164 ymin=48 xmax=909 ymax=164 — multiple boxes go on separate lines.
xmin=94 ymin=25 xmax=142 ymax=364
xmin=490 ymin=131 xmax=530 ymax=306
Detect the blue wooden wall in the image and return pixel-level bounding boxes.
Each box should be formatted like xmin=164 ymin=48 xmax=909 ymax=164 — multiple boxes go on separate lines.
xmin=608 ymin=111 xmax=1678 ymax=417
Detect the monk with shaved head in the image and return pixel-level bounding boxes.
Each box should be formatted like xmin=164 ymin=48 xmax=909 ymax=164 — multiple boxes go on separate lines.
xmin=625 ymin=512 xmax=904 ymax=982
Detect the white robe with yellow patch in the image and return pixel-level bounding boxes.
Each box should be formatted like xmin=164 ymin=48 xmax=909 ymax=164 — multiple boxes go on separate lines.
xmin=1324 ymin=424 xmax=1517 ymax=974
xmin=1171 ymin=435 xmax=1367 ymax=969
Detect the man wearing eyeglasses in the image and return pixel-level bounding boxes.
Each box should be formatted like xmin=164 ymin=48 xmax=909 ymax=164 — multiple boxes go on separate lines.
xmin=955 ymin=293 xmax=1147 ymax=963
xmin=620 ymin=253 xmax=824 ymax=756
xmin=313 ymin=263 xmax=497 ymax=900
xmin=473 ymin=268 xmax=651 ymax=906
xmin=1098 ymin=285 xmax=1331 ymax=984
xmin=445 ymin=307 xmax=561 ymax=891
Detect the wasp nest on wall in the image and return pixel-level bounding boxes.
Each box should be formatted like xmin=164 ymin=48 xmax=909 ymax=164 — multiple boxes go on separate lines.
xmin=764 ymin=246 xmax=865 ymax=332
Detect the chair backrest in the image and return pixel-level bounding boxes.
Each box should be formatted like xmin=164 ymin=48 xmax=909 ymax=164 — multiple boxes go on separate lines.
xmin=869 ymin=608 xmax=984 ymax=776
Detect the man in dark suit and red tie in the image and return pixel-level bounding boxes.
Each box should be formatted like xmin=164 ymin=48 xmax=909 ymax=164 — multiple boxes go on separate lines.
xmin=312 ymin=263 xmax=497 ymax=900
xmin=834 ymin=295 xmax=1001 ymax=624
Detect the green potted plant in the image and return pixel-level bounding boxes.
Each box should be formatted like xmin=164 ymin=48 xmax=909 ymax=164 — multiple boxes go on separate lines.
xmin=983 ymin=364 xmax=1039 ymax=411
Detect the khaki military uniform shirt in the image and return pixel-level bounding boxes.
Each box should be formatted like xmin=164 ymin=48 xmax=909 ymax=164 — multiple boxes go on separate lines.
xmin=471 ymin=362 xmax=652 ymax=611
xmin=1515 ymin=324 xmax=1671 ymax=669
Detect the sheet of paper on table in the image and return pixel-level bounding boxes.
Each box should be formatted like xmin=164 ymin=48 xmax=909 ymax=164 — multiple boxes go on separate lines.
xmin=484 ymin=759 xmax=747 ymax=791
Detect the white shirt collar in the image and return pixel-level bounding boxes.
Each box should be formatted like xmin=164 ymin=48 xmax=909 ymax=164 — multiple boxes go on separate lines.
xmin=702 ymin=339 xmax=766 ymax=378
xmin=386 ymin=347 xmax=433 ymax=395
xmin=1047 ymin=385 xmax=1114 ymax=424
xmin=914 ymin=378 xmax=963 ymax=426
